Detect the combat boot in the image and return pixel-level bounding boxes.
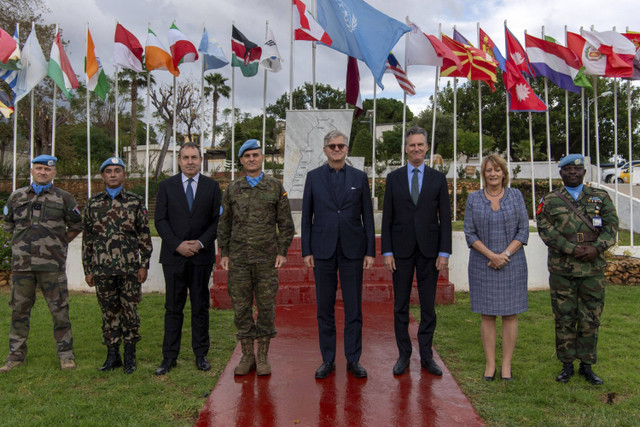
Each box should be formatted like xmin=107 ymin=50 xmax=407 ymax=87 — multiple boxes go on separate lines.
xmin=123 ymin=342 xmax=137 ymax=374
xmin=256 ymin=337 xmax=272 ymax=376
xmin=234 ymin=338 xmax=256 ymax=376
xmin=99 ymin=345 xmax=123 ymax=371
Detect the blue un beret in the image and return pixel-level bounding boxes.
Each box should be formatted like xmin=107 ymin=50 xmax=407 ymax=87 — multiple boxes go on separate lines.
xmin=558 ymin=154 xmax=584 ymax=168
xmin=31 ymin=155 xmax=57 ymax=166
xmin=238 ymin=139 xmax=261 ymax=158
xmin=100 ymin=157 xmax=126 ymax=172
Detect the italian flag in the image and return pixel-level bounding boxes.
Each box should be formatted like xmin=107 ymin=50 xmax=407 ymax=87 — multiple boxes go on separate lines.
xmin=48 ymin=30 xmax=79 ymax=99
xmin=168 ymin=23 xmax=198 ymax=69
xmin=145 ymin=28 xmax=179 ymax=76
xmin=86 ymin=29 xmax=109 ymax=100
xmin=231 ymin=26 xmax=261 ymax=78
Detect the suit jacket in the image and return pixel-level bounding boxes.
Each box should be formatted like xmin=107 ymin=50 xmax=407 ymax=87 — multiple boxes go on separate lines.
xmin=155 ymin=173 xmax=222 ymax=266
xmin=381 ymin=164 xmax=452 ymax=258
xmin=301 ymin=164 xmax=375 ymax=260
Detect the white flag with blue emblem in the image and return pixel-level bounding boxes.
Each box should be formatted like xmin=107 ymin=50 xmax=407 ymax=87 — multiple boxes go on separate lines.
xmin=260 ymin=27 xmax=282 ymax=73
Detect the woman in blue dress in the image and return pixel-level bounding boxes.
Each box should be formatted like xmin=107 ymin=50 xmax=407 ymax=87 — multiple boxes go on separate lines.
xmin=463 ymin=154 xmax=529 ymax=381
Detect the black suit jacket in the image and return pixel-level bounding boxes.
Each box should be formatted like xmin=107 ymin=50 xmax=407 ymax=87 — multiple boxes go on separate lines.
xmin=381 ymin=165 xmax=452 ymax=258
xmin=301 ymin=164 xmax=375 ymax=260
xmin=155 ymin=173 xmax=222 ymax=266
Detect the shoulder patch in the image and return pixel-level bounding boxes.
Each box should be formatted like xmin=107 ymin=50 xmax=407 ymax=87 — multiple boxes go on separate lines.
xmin=73 ymin=207 xmax=82 ymax=216
xmin=536 ymin=197 xmax=544 ymax=215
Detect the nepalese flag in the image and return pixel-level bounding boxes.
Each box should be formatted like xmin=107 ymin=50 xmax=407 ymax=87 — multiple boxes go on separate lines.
xmin=525 ymin=33 xmax=582 ymax=93
xmin=48 ymin=30 xmax=79 ymax=99
xmin=293 ymin=0 xmax=332 ymax=45
xmin=385 ymin=52 xmax=415 ymax=96
xmin=505 ymin=25 xmax=534 ymax=77
xmin=567 ymin=31 xmax=634 ymax=78
xmin=451 ymin=29 xmax=498 ymax=91
xmin=622 ymin=32 xmax=640 ymax=80
xmin=231 ymin=26 xmax=262 ymax=78
xmin=479 ymin=27 xmax=506 ymax=72
xmin=168 ymin=23 xmax=199 ymax=69
xmin=503 ymin=60 xmax=546 ymax=112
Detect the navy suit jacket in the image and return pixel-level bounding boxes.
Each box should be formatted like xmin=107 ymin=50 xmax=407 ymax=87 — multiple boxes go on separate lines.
xmin=381 ymin=164 xmax=452 ymax=258
xmin=301 ymin=164 xmax=375 ymax=260
xmin=155 ymin=173 xmax=222 ymax=266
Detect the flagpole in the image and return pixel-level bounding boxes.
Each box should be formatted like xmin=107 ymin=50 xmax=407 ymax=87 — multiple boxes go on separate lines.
xmin=452 ymin=76 xmax=457 ymax=221
xmin=311 ymin=0 xmax=317 ymax=109
xmin=145 ymin=72 xmax=150 ymax=208
xmin=289 ymin=1 xmax=294 ymax=111
xmin=504 ymin=21 xmax=511 ymax=187
xmin=477 ymin=22 xmax=483 ymax=189
xmin=402 ymin=33 xmax=408 ymax=165
xmin=231 ymin=22 xmax=236 ymax=181
xmin=115 ymin=65 xmax=119 ymax=156
xmin=613 ymin=76 xmax=619 ymax=210
xmin=51 ymin=24 xmax=59 ymax=156
xmin=429 ymin=22 xmax=442 ymax=168
xmin=528 ymin=112 xmax=536 ymax=219
xmin=262 ymin=21 xmax=268 ymax=172
xmin=86 ymin=23 xmax=92 ymax=199
xmin=627 ymin=79 xmax=634 ymax=245
xmin=200 ymin=24 xmax=205 ymax=173
xmin=594 ymin=77 xmax=602 ymax=183
xmin=172 ymin=75 xmax=177 ymax=174
xmin=12 ymin=23 xmax=19 ymax=191
xmin=372 ymin=80 xmax=377 ymax=197
xmin=541 ymin=26 xmax=552 ymax=191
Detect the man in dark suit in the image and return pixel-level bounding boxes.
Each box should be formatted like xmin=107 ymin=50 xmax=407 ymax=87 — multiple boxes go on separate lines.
xmin=154 ymin=142 xmax=222 ymax=375
xmin=302 ymin=130 xmax=375 ymax=379
xmin=381 ymin=126 xmax=452 ymax=376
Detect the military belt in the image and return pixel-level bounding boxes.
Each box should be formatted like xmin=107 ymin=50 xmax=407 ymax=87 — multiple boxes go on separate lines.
xmin=564 ymin=231 xmax=599 ymax=243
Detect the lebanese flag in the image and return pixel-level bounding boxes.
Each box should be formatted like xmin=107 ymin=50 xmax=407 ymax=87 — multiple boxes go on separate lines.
xmin=567 ymin=31 xmax=634 ymax=77
xmin=293 ymin=0 xmax=332 ymax=45
xmin=503 ymin=60 xmax=546 ymax=112
xmin=168 ymin=23 xmax=198 ymax=69
xmin=114 ymin=23 xmax=143 ymax=72
xmin=145 ymin=28 xmax=179 ymax=76
xmin=48 ymin=30 xmax=79 ymax=99
xmin=505 ymin=25 xmax=535 ymax=77
xmin=346 ymin=56 xmax=363 ymax=119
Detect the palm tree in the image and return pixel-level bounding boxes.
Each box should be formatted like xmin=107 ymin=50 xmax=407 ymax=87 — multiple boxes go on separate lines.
xmin=203 ymin=73 xmax=230 ymax=148
xmin=119 ymin=69 xmax=156 ymax=166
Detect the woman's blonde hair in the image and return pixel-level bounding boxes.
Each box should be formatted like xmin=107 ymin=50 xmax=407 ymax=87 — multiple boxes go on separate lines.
xmin=481 ymin=154 xmax=509 ymax=188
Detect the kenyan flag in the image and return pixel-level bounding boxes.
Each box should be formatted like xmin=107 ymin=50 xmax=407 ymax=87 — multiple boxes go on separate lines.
xmin=231 ymin=26 xmax=262 ymax=77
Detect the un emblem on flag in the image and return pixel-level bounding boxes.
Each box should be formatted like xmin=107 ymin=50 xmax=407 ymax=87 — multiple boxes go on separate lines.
xmin=336 ymin=0 xmax=358 ymax=31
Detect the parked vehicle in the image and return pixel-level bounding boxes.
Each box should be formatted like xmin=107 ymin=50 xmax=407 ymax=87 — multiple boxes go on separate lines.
xmin=602 ymin=160 xmax=640 ymax=183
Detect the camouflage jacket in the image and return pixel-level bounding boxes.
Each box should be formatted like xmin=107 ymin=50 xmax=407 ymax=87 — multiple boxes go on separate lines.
xmin=3 ymin=185 xmax=82 ymax=272
xmin=537 ymin=186 xmax=618 ymax=277
xmin=218 ymin=176 xmax=295 ymax=263
xmin=82 ymin=190 xmax=152 ymax=276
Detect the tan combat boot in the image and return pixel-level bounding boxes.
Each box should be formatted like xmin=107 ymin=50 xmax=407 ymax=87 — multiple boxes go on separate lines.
xmin=0 ymin=360 xmax=25 ymax=373
xmin=256 ymin=337 xmax=271 ymax=376
xmin=234 ymin=338 xmax=256 ymax=376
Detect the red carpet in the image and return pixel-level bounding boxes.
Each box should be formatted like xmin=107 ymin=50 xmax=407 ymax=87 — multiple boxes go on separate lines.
xmin=196 ymin=302 xmax=484 ymax=426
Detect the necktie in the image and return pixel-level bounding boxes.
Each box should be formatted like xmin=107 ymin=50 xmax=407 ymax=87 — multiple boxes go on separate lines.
xmin=411 ymin=168 xmax=419 ymax=205
xmin=186 ymin=178 xmax=194 ymax=211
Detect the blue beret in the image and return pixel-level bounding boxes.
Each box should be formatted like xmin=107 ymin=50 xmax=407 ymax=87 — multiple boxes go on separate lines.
xmin=100 ymin=157 xmax=125 ymax=172
xmin=238 ymin=139 xmax=261 ymax=158
xmin=558 ymin=154 xmax=584 ymax=168
xmin=31 ymin=155 xmax=57 ymax=166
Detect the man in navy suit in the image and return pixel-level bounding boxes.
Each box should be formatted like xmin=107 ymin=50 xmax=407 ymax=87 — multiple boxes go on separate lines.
xmin=381 ymin=126 xmax=452 ymax=376
xmin=154 ymin=142 xmax=222 ymax=375
xmin=302 ymin=130 xmax=375 ymax=379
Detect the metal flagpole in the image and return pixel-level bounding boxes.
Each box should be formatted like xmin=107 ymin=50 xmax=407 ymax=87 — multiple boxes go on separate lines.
xmin=172 ymin=75 xmax=177 ymax=174
xmin=289 ymin=2 xmax=294 ymax=111
xmin=477 ymin=22 xmax=483 ymax=189
xmin=528 ymin=112 xmax=536 ymax=219
xmin=145 ymin=72 xmax=150 ymax=208
xmin=453 ymin=76 xmax=457 ymax=221
xmin=51 ymin=24 xmax=59 ymax=156
xmin=542 ymin=26 xmax=552 ymax=191
xmin=312 ymin=0 xmax=317 ymax=109
xmin=231 ymin=22 xmax=236 ymax=181
xmin=504 ymin=21 xmax=510 ymax=187
xmin=200 ymin=24 xmax=205 ymax=173
xmin=11 ymin=23 xmax=19 ymax=191
xmin=594 ymin=78 xmax=602 ymax=183
xmin=401 ymin=33 xmax=408 ymax=165
xmin=372 ymin=81 xmax=377 ymax=192
xmin=262 ymin=21 xmax=268 ymax=172
xmin=86 ymin=23 xmax=92 ymax=199
xmin=628 ymin=79 xmax=634 ymax=245
xmin=429 ymin=22 xmax=441 ymax=168
xmin=115 ymin=66 xmax=119 ymax=156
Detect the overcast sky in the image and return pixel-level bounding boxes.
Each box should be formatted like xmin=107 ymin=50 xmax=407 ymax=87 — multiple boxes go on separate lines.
xmin=39 ymin=0 xmax=639 ymax=126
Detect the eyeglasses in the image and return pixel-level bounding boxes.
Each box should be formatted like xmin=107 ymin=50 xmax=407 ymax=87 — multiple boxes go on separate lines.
xmin=326 ymin=144 xmax=347 ymax=151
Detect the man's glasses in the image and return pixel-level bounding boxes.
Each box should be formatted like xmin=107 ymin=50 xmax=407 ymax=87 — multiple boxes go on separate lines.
xmin=326 ymin=144 xmax=347 ymax=151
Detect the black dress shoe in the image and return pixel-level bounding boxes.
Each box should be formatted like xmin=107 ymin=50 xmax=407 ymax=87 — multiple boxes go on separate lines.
xmin=196 ymin=356 xmax=211 ymax=372
xmin=154 ymin=358 xmax=177 ymax=376
xmin=482 ymin=370 xmax=496 ymax=381
xmin=421 ymin=359 xmax=443 ymax=376
xmin=578 ymin=362 xmax=603 ymax=385
xmin=501 ymin=371 xmax=513 ymax=381
xmin=315 ymin=361 xmax=336 ymax=379
xmin=556 ymin=362 xmax=574 ymax=383
xmin=347 ymin=362 xmax=368 ymax=378
xmin=393 ymin=357 xmax=410 ymax=376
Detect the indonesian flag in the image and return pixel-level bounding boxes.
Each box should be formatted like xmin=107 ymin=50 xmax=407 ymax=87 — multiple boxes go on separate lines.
xmin=293 ymin=0 xmax=332 ymax=45
xmin=86 ymin=28 xmax=109 ymax=100
xmin=346 ymin=56 xmax=363 ymax=119
xmin=114 ymin=23 xmax=143 ymax=72
xmin=145 ymin=28 xmax=179 ymax=76
xmin=168 ymin=23 xmax=199 ymax=69
xmin=48 ymin=30 xmax=79 ymax=99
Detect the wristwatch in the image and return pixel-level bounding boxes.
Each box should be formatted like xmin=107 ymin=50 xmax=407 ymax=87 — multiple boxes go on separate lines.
xmin=505 ymin=250 xmax=511 ymax=258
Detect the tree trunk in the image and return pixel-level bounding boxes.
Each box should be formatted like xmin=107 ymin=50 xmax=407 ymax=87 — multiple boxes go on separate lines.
xmin=155 ymin=126 xmax=172 ymax=179
xmin=130 ymin=78 xmax=138 ymax=167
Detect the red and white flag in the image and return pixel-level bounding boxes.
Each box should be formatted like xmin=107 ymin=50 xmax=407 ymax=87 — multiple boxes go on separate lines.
xmin=385 ymin=52 xmax=415 ymax=96
xmin=114 ymin=23 xmax=143 ymax=72
xmin=168 ymin=23 xmax=198 ymax=69
xmin=405 ymin=19 xmax=461 ymax=71
xmin=293 ymin=0 xmax=332 ymax=45
xmin=503 ymin=61 xmax=546 ymax=112
xmin=567 ymin=30 xmax=635 ymax=78
xmin=346 ymin=56 xmax=363 ymax=119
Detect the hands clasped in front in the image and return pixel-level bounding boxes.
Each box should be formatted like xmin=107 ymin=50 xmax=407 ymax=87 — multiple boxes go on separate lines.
xmin=573 ymin=244 xmax=598 ymax=262
xmin=176 ymin=240 xmax=202 ymax=258
xmin=487 ymin=252 xmax=510 ymax=270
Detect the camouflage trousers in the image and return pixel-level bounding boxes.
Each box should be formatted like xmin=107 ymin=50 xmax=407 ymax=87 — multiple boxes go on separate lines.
xmin=95 ymin=275 xmax=142 ymax=347
xmin=7 ymin=271 xmax=74 ymax=362
xmin=549 ymin=273 xmax=605 ymax=364
xmin=227 ymin=260 xmax=279 ymax=340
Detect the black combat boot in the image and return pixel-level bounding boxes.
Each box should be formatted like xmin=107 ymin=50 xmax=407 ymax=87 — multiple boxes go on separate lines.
xmin=123 ymin=342 xmax=137 ymax=374
xmin=578 ymin=362 xmax=603 ymax=385
xmin=99 ymin=345 xmax=123 ymax=371
xmin=556 ymin=362 xmax=574 ymax=383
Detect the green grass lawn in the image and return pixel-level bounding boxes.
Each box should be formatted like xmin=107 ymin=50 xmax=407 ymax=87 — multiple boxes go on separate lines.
xmin=0 ymin=291 xmax=236 ymax=426
xmin=419 ymin=286 xmax=640 ymax=427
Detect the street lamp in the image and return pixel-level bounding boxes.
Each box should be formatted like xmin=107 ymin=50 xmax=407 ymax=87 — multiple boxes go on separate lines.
xmin=586 ymin=91 xmax=613 ymax=160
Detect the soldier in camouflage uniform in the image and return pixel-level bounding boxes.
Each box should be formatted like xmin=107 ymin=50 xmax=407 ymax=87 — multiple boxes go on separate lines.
xmin=537 ymin=154 xmax=618 ymax=385
xmin=0 ymin=155 xmax=82 ymax=373
xmin=218 ymin=139 xmax=295 ymax=376
xmin=82 ymin=157 xmax=152 ymax=374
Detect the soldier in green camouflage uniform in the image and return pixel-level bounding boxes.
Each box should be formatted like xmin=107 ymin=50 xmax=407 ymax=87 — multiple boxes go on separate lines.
xmin=0 ymin=155 xmax=82 ymax=373
xmin=218 ymin=139 xmax=295 ymax=376
xmin=537 ymin=154 xmax=618 ymax=385
xmin=82 ymin=157 xmax=153 ymax=374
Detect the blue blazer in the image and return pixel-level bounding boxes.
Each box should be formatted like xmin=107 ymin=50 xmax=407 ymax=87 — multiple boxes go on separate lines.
xmin=301 ymin=164 xmax=375 ymax=260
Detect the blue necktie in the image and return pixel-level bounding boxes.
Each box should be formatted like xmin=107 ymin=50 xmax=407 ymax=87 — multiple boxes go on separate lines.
xmin=411 ymin=168 xmax=420 ymax=205
xmin=186 ymin=178 xmax=194 ymax=211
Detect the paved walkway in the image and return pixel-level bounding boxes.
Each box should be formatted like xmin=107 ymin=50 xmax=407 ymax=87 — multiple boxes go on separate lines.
xmin=196 ymin=302 xmax=484 ymax=426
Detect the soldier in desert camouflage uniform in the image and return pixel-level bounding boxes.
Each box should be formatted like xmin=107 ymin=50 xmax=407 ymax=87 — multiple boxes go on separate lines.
xmin=0 ymin=155 xmax=82 ymax=373
xmin=537 ymin=154 xmax=618 ymax=385
xmin=218 ymin=139 xmax=295 ymax=376
xmin=82 ymin=157 xmax=152 ymax=374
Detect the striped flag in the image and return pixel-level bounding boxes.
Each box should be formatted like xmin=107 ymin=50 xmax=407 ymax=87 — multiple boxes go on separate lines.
xmin=48 ymin=30 xmax=79 ymax=99
xmin=231 ymin=26 xmax=261 ymax=78
xmin=385 ymin=53 xmax=415 ymax=96
xmin=145 ymin=27 xmax=179 ymax=76
xmin=86 ymin=28 xmax=110 ymax=100
xmin=0 ymin=27 xmax=19 ymax=101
